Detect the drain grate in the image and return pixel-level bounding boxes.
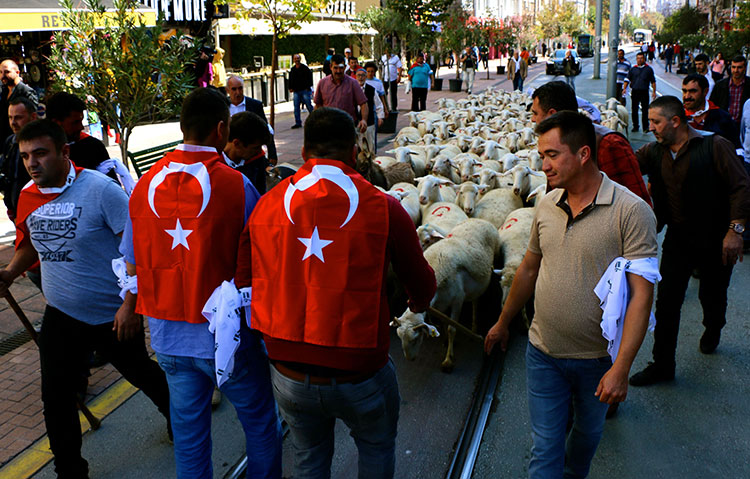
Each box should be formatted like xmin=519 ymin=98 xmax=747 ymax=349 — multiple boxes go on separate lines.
xmin=0 ymin=324 xmax=39 ymax=357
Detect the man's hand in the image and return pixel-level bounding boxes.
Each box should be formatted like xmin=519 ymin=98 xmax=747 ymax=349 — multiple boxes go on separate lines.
xmin=357 ymin=120 xmax=367 ymax=133
xmin=484 ymin=320 xmax=509 ymax=355
xmin=651 ymin=90 xmax=657 ymax=101
xmin=378 ymin=118 xmax=384 ymax=127
xmin=595 ymin=365 xmax=629 ymax=404
xmin=722 ymin=229 xmax=744 ymax=265
xmin=0 ymin=270 xmax=15 ymax=297
xmin=113 ymin=295 xmax=142 ymax=342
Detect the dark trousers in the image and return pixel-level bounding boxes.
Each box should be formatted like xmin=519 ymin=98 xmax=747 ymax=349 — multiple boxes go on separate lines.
xmin=383 ymin=79 xmax=399 ymax=112
xmin=39 ymin=305 xmax=170 ymax=478
xmin=411 ymin=87 xmax=427 ymax=111
xmin=652 ymin=228 xmax=734 ymax=368
xmin=513 ymin=72 xmax=524 ymax=91
xmin=616 ymin=83 xmax=626 ymax=106
xmin=631 ymin=90 xmax=649 ymax=130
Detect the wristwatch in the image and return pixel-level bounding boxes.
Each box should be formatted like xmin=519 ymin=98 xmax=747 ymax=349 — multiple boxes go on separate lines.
xmin=729 ymin=222 xmax=745 ymax=234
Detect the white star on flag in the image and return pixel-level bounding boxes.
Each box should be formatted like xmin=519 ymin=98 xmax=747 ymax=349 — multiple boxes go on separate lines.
xmin=298 ymin=226 xmax=333 ymax=262
xmin=165 ymin=219 xmax=193 ymax=250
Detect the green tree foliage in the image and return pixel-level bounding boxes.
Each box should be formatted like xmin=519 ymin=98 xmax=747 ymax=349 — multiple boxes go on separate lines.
xmin=537 ymin=0 xmax=585 ymax=40
xmin=48 ymin=0 xmax=196 ymax=164
xmin=440 ymin=0 xmax=472 ymax=79
xmin=657 ymin=6 xmax=707 ymax=44
xmin=640 ymin=11 xmax=664 ymax=32
xmin=621 ymin=13 xmax=644 ymax=37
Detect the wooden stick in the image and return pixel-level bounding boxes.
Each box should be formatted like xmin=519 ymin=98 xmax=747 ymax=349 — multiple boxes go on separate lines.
xmin=427 ymin=307 xmax=485 ymax=344
xmin=4 ymin=292 xmax=102 ymax=430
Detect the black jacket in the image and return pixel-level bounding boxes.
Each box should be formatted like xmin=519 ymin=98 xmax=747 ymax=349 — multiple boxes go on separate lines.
xmin=289 ymin=64 xmax=313 ymax=92
xmin=709 ymin=76 xmax=750 ymax=121
xmin=0 ymin=81 xmax=38 ymax=143
xmin=0 ymin=134 xmax=30 ymax=219
xmin=695 ymin=107 xmax=741 ymax=149
xmin=241 ymin=96 xmax=278 ymax=162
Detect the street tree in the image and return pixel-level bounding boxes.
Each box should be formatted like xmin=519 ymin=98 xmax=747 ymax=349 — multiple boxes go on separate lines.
xmin=222 ymin=0 xmax=328 ymax=129
xmin=441 ymin=0 xmax=472 ymax=80
xmin=48 ymin=0 xmax=196 ymax=165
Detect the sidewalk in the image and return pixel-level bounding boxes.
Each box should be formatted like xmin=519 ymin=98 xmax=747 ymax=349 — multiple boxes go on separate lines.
xmin=0 ymin=57 xmax=536 ymax=477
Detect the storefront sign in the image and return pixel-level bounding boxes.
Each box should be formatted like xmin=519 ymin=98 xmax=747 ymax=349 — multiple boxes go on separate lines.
xmin=140 ymin=0 xmax=208 ymax=22
xmin=322 ymin=0 xmax=356 ymax=17
xmin=0 ymin=9 xmax=157 ymax=33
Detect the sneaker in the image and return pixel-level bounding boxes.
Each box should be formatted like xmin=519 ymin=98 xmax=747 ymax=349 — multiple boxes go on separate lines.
xmin=291 ymin=124 xmax=302 ymax=129
xmin=699 ymin=328 xmax=721 ymax=354
xmin=629 ymin=362 xmax=675 ymax=386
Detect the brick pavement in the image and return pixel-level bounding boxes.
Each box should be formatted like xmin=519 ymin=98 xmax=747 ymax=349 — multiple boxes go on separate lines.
xmin=0 ymin=57 xmax=526 ymax=472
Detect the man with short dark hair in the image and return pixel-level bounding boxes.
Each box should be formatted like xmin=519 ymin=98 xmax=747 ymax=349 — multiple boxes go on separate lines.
xmin=225 ymin=111 xmax=272 ymax=194
xmin=119 ymin=87 xmax=281 ymax=478
xmin=485 ymin=111 xmax=658 ymax=479
xmin=616 ymin=49 xmax=631 ymax=106
xmin=364 ymin=61 xmax=388 ymax=121
xmin=46 ymin=91 xmax=110 ymax=171
xmin=629 ymin=96 xmax=750 ymax=386
xmin=623 ymin=51 xmax=657 ymax=132
xmin=236 ymin=107 xmax=435 ymax=479
xmin=507 ymin=50 xmax=528 ymax=91
xmin=314 ymin=54 xmax=368 ymax=132
xmin=226 ymin=75 xmax=278 ymax=164
xmin=1 ymin=97 xmax=37 ymax=220
xmin=288 ymin=53 xmax=314 ymax=129
xmin=709 ymin=55 xmax=750 ymax=124
xmin=0 ymin=59 xmax=38 ymax=143
xmin=682 ymin=73 xmax=740 ymax=148
xmin=0 ymin=119 xmax=170 ymax=479
xmin=347 ymin=56 xmax=360 ymax=78
xmin=694 ymin=53 xmax=715 ymax=98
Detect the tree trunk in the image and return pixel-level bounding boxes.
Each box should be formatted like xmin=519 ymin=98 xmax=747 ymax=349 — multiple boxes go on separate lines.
xmin=270 ymin=29 xmax=277 ymax=130
xmin=119 ymin=127 xmax=130 ymax=168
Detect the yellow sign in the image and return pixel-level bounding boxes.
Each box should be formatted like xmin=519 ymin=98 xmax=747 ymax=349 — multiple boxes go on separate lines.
xmin=0 ymin=9 xmax=157 ymax=33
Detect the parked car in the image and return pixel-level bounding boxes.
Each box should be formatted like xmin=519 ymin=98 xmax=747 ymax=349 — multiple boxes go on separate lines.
xmin=546 ymin=49 xmax=582 ymax=75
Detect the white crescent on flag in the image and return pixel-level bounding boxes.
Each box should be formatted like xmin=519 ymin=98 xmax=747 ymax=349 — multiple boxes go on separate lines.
xmin=283 ymin=164 xmax=359 ymax=228
xmin=147 ymin=162 xmax=212 ymax=218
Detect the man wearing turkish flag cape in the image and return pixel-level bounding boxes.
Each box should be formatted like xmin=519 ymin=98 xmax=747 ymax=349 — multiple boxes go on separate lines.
xmin=236 ymin=107 xmax=436 ymax=479
xmin=117 ymin=88 xmax=281 ymax=478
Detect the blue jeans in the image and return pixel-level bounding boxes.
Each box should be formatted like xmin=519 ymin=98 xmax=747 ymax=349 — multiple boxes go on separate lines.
xmin=293 ymin=89 xmax=314 ymax=126
xmin=270 ymin=359 xmax=401 ymax=479
xmin=526 ymin=343 xmax=611 ymax=479
xmin=565 ymin=74 xmax=576 ymax=91
xmin=156 ymin=332 xmax=282 ymax=479
xmin=514 ymin=72 xmax=524 ymax=91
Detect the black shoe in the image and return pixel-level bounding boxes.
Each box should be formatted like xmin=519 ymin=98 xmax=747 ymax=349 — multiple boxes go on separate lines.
xmin=629 ymin=362 xmax=675 ymax=386
xmin=291 ymin=124 xmax=302 ymax=129
xmin=699 ymin=328 xmax=721 ymax=354
xmin=632 ymin=126 xmax=640 ymax=132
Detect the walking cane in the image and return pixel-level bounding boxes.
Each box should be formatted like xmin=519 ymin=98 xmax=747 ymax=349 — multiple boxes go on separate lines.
xmin=427 ymin=306 xmax=485 ymax=344
xmin=4 ymin=292 xmax=102 ymax=430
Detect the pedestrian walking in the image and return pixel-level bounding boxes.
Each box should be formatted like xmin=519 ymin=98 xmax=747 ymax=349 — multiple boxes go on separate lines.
xmin=485 ymin=110 xmax=658 ymax=479
xmin=236 ymin=106 xmax=436 ymax=479
xmin=710 ymin=52 xmax=725 ymax=81
xmin=225 ymin=111 xmax=273 ymax=194
xmin=409 ymin=54 xmax=433 ymax=111
xmin=119 ymin=88 xmax=282 ymax=478
xmin=381 ymin=48 xmax=402 ymax=113
xmin=323 ymin=48 xmax=334 ymax=76
xmin=507 ymin=50 xmax=528 ymax=91
xmin=709 ymin=55 xmax=750 ymax=124
xmin=562 ymin=50 xmax=576 ymax=91
xmin=664 ymin=44 xmax=674 ymax=73
xmin=648 ymin=41 xmax=656 ymax=62
xmin=616 ymin=49 xmax=632 ymax=106
xmin=355 ymin=68 xmax=385 ymax=147
xmin=314 ymin=54 xmax=368 ymax=133
xmin=682 ymin=73 xmax=740 ymax=148
xmin=460 ymin=46 xmax=477 ymax=94
xmin=1 ymin=97 xmax=37 ymax=221
xmin=365 ymin=61 xmax=388 ymax=119
xmin=0 ymin=59 xmax=38 ymax=143
xmin=227 ymin=75 xmax=279 ymax=163
xmin=288 ymin=53 xmax=314 ymax=129
xmin=0 ymin=119 xmax=171 ymax=479
xmin=480 ymin=44 xmax=489 ymax=70
xmin=210 ymin=47 xmax=227 ymax=93
xmin=623 ymin=51 xmax=657 ymax=132
xmin=694 ymin=53 xmax=716 ymax=98
xmin=630 ymin=95 xmax=750 ymax=386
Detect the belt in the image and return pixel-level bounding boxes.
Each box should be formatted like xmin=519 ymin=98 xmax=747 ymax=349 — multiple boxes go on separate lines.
xmin=273 ymin=362 xmax=376 ymax=385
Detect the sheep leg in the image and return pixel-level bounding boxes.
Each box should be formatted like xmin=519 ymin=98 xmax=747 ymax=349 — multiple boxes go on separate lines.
xmin=440 ymin=325 xmax=456 ymax=373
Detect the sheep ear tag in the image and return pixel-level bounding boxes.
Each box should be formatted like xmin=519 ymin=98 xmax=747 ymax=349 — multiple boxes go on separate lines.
xmin=283 ymin=164 xmax=360 ymax=262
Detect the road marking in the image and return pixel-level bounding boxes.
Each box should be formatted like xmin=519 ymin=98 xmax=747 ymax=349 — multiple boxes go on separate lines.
xmin=0 ymin=379 xmax=138 ymax=479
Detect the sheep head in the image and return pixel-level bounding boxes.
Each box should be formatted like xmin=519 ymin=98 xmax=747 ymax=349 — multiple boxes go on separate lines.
xmin=391 ymin=310 xmax=439 ymax=361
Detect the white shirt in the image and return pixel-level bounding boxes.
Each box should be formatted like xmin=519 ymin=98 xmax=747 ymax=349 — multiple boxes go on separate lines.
xmin=229 ymin=98 xmax=245 ymax=117
xmin=381 ymin=54 xmax=402 ymax=82
xmin=740 ymin=98 xmax=750 ymax=162
xmin=702 ymin=70 xmax=715 ymax=99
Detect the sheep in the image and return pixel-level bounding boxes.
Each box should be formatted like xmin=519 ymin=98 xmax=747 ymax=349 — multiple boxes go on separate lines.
xmin=416 ymin=174 xmax=458 ymax=208
xmin=430 ymin=156 xmax=461 ymax=184
xmin=467 ymin=187 xmax=524 ymax=229
xmin=383 ymin=162 xmax=415 ymax=190
xmin=506 ymin=164 xmax=547 ymax=199
xmin=496 ymin=207 xmax=536 ymax=325
xmin=473 ymin=168 xmax=513 ymax=193
xmin=499 ymin=152 xmax=525 ymax=173
xmin=373 ymin=156 xmax=397 ymax=170
xmin=394 ymin=126 xmax=421 ymax=146
xmin=393 ymin=218 xmax=499 ymax=372
xmin=387 ymin=182 xmax=421 ymax=225
xmin=482 ymin=140 xmax=510 ymax=162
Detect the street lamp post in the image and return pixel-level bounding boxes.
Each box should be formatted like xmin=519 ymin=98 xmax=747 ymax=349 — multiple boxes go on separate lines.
xmin=593 ymin=0 xmax=603 ymax=79
xmin=606 ymin=0 xmax=621 ymax=99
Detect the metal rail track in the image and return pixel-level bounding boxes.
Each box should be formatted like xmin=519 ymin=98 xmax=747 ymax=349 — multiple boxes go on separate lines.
xmin=445 ymin=348 xmax=505 ymax=479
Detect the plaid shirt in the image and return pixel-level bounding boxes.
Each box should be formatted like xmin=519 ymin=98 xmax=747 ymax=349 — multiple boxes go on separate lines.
xmin=728 ymin=78 xmax=745 ymax=122
xmin=597 ymin=134 xmax=653 ymax=207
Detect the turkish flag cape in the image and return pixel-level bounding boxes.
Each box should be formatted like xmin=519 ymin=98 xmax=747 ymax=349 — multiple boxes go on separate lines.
xmin=129 ymin=148 xmax=246 ymax=323
xmin=249 ymin=158 xmax=390 ymax=349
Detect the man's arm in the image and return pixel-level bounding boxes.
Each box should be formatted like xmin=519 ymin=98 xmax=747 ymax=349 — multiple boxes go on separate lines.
xmin=595 ymin=273 xmax=654 ymax=404
xmin=358 ymin=103 xmax=369 ymax=133
xmin=713 ymin=136 xmax=750 ymax=264
xmin=484 ymin=250 xmax=542 ymax=354
xmin=113 ymin=260 xmax=141 ymax=342
xmin=0 ymin=240 xmax=39 ymax=297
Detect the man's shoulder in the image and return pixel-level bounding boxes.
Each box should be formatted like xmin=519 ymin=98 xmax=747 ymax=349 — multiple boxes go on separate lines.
xmin=75 ymin=168 xmax=121 ymax=193
xmin=244 ymin=96 xmax=263 ymax=110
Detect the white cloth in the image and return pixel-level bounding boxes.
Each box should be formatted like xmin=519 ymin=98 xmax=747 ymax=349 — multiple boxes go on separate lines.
xmin=381 ymin=54 xmax=402 ymax=82
xmin=702 ymin=70 xmax=715 ymax=99
xmin=594 ymin=257 xmax=661 ymax=361
xmin=97 ymin=158 xmax=136 ymax=195
xmin=202 ymin=280 xmax=252 ymax=386
xmin=740 ymin=98 xmax=750 ymax=163
xmin=35 ymin=160 xmax=76 ymax=194
xmin=229 ymin=98 xmax=245 ymax=117
xmin=111 ymin=256 xmax=137 ymax=299
xmin=577 ymin=96 xmax=601 ymax=123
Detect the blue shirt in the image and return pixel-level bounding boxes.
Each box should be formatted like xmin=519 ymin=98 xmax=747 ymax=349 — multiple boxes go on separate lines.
xmin=408 ymin=63 xmax=433 ymax=89
xmin=626 ymin=64 xmax=656 ymax=91
xmin=120 ymin=145 xmax=260 ymax=359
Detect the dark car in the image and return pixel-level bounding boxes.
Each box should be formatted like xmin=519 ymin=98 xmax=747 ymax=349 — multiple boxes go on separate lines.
xmin=546 ymin=49 xmax=582 ymax=75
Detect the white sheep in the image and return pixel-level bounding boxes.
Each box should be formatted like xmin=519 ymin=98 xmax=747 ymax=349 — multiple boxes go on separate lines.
xmin=394 ymin=126 xmax=421 ymax=146
xmin=387 ymin=182 xmax=421 ymax=226
xmin=468 ymin=187 xmax=524 ymax=229
xmin=416 ymin=175 xmax=458 ymax=208
xmin=506 ymin=164 xmax=547 ymax=199
xmin=430 ymin=156 xmax=461 ymax=184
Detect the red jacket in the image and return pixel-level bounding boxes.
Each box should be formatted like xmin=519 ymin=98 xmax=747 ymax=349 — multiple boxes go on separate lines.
xmin=597 ymin=133 xmax=653 ymax=207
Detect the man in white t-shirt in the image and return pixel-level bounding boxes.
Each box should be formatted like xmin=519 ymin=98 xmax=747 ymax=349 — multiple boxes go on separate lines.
xmin=381 ymin=48 xmax=403 ymax=113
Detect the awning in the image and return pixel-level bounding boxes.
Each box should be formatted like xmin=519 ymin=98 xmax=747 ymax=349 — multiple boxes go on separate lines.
xmin=0 ymin=1 xmax=157 ymax=33
xmin=217 ymin=17 xmax=377 ymax=36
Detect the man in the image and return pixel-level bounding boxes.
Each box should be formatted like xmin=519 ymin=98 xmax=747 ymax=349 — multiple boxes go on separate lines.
xmin=623 ymin=52 xmax=656 ymax=133
xmin=46 ymin=92 xmax=110 ymax=171
xmin=1 ymin=59 xmax=38 ymax=143
xmin=225 ymin=111 xmax=272 ymax=194
xmin=629 ymin=96 xmax=750 ymax=386
xmin=235 ymin=107 xmax=436 ymax=479
xmin=664 ymin=44 xmax=674 ymax=73
xmin=694 ymin=53 xmax=716 ymax=99
xmin=314 ymin=54 xmax=368 ymax=133
xmin=322 ymin=48 xmax=335 ymax=76
xmin=118 ymin=88 xmax=282 ymax=478
xmin=507 ymin=50 xmax=528 ymax=92
xmin=616 ymin=49 xmax=632 ymax=106
xmin=355 ymin=68 xmax=384 ymax=150
xmin=485 ymin=111 xmax=658 ymax=478
xmin=531 ymin=81 xmax=652 ymax=206
xmin=381 ymin=48 xmax=403 ymax=113
xmin=682 ymin=73 xmax=740 ymax=149
xmin=0 ymin=120 xmax=170 ymax=479
xmin=1 ymin=97 xmax=37 ymax=220
xmin=709 ymin=55 xmax=750 ymax=124
xmin=226 ymin=75 xmax=278 ymax=164
xmin=364 ymin=61 xmax=388 ymax=121
xmin=288 ymin=53 xmax=314 ymax=129
xmin=344 ymin=47 xmax=353 ymax=74
xmin=347 ymin=56 xmax=360 ymax=78
xmin=460 ymin=46 xmax=477 ymax=94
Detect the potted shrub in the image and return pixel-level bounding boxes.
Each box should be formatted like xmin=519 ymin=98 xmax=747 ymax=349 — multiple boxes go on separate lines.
xmin=441 ymin=0 xmax=471 ymax=92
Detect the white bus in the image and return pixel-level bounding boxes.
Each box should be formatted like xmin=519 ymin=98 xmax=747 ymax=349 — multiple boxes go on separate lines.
xmin=634 ymin=29 xmax=653 ymax=46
